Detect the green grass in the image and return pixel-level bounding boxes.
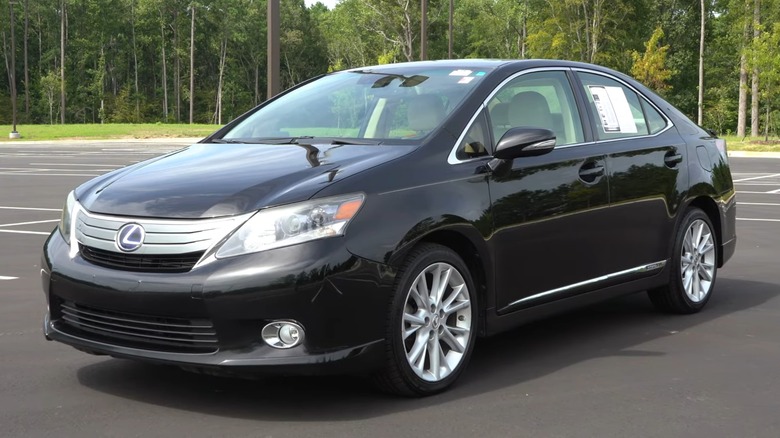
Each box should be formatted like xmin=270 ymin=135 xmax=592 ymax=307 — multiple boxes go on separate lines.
xmin=722 ymin=135 xmax=780 ymax=152
xmin=0 ymin=123 xmax=220 ymax=141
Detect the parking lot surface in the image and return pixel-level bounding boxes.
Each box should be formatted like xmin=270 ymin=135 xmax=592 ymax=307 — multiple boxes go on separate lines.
xmin=1 ymin=142 xmax=779 ymax=437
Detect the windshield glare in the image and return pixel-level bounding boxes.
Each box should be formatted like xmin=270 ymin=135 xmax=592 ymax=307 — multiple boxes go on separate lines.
xmin=223 ymin=67 xmax=492 ymax=142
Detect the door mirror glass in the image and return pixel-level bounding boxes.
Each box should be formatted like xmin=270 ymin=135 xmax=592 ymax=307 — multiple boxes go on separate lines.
xmin=494 ymin=127 xmax=556 ymax=159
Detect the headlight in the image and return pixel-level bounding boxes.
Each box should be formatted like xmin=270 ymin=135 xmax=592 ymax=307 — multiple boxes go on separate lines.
xmin=215 ymin=194 xmax=365 ymax=258
xmin=58 ymin=191 xmax=76 ymax=245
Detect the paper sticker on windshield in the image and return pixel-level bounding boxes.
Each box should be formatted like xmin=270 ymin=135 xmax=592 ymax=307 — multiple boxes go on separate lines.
xmin=458 ymin=77 xmax=475 ymax=84
xmin=449 ymin=69 xmax=473 ymax=77
xmin=588 ymin=86 xmax=638 ymax=134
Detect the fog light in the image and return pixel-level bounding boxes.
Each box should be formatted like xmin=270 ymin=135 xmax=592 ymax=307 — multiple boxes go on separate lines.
xmin=261 ymin=320 xmax=305 ymax=349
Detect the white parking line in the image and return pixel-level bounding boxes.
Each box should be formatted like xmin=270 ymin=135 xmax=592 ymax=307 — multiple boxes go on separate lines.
xmin=737 ymin=191 xmax=780 ymax=195
xmin=737 ymin=218 xmax=780 ymax=222
xmin=0 ymin=219 xmax=60 ymax=228
xmin=0 ymin=206 xmax=60 ymax=211
xmin=0 ymin=229 xmax=51 ymax=235
xmin=735 ymin=182 xmax=780 ymax=186
xmin=0 ymin=172 xmax=100 ymax=177
xmin=29 ymin=163 xmax=121 ymax=167
xmin=738 ymin=202 xmax=780 ymax=206
xmin=733 ymin=173 xmax=780 ymax=183
xmin=0 ymin=276 xmax=19 ymax=280
xmin=768 ymin=188 xmax=780 ymax=194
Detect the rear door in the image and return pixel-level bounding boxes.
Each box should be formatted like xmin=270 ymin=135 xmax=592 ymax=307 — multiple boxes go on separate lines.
xmin=574 ymin=70 xmax=687 ymax=271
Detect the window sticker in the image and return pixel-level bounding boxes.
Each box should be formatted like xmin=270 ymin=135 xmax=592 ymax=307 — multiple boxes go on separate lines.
xmin=449 ymin=69 xmax=473 ymax=77
xmin=588 ymin=85 xmax=638 ymax=134
xmin=458 ymin=76 xmax=475 ymax=84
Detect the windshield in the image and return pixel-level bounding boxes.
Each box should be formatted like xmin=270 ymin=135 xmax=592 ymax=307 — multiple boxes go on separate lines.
xmin=222 ymin=66 xmax=492 ymax=143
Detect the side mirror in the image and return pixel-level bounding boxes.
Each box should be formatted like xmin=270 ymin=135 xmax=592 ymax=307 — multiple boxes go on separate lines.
xmin=494 ymin=127 xmax=556 ymax=160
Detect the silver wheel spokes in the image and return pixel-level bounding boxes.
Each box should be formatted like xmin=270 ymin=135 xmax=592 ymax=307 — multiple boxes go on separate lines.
xmin=403 ymin=262 xmax=471 ymax=382
xmin=681 ymin=219 xmax=716 ymax=303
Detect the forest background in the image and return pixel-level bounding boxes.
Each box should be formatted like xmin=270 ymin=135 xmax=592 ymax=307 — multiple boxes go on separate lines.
xmin=0 ymin=0 xmax=778 ymax=140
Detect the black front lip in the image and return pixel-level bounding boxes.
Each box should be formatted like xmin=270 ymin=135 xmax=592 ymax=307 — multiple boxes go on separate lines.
xmin=43 ymin=313 xmax=385 ymax=375
xmin=42 ymin=231 xmax=394 ymax=374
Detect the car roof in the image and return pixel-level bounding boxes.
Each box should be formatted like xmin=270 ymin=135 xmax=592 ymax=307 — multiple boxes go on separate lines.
xmin=343 ymin=59 xmax=627 ymax=81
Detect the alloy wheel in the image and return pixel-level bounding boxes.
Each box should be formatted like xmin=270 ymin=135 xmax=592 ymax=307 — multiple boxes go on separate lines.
xmin=402 ymin=262 xmax=472 ymax=382
xmin=680 ymin=219 xmax=716 ymax=303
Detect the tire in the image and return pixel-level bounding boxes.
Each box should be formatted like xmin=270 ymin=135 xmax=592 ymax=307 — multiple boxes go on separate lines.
xmin=373 ymin=243 xmax=478 ymax=396
xmin=648 ymin=208 xmax=718 ymax=314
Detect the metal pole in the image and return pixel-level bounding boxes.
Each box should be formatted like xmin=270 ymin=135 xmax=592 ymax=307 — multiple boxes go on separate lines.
xmin=267 ymin=0 xmax=280 ymax=99
xmin=420 ymin=0 xmax=427 ymax=60
xmin=189 ymin=5 xmax=195 ymax=124
xmin=448 ymin=0 xmax=453 ymax=59
xmin=9 ymin=1 xmax=18 ymax=136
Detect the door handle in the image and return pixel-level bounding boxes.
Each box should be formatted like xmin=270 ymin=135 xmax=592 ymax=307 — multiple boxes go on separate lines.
xmin=664 ymin=152 xmax=683 ymax=167
xmin=579 ymin=164 xmax=605 ymax=179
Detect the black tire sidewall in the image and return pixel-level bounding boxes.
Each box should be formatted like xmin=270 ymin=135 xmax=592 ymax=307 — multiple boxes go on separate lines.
xmin=387 ymin=244 xmax=478 ymax=395
xmin=670 ymin=208 xmax=718 ymax=310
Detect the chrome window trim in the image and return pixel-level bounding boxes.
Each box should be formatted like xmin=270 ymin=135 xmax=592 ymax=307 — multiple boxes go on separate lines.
xmin=448 ymin=67 xmax=571 ymax=165
xmin=447 ymin=103 xmax=489 ymax=165
xmin=502 ymin=260 xmax=668 ymax=312
xmin=572 ymin=67 xmax=675 ymax=138
xmin=448 ymin=66 xmax=678 ymax=165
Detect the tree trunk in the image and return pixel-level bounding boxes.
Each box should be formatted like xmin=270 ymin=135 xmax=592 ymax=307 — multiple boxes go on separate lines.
xmin=697 ymin=0 xmax=705 ymax=126
xmin=521 ymin=0 xmax=527 ymax=59
xmin=160 ymin=10 xmax=168 ymax=121
xmin=60 ymin=0 xmax=66 ymax=124
xmin=23 ymin=0 xmax=29 ymax=119
xmin=736 ymin=0 xmax=749 ymax=138
xmin=750 ymin=0 xmax=760 ymax=138
xmin=214 ymin=37 xmax=226 ymax=125
xmin=254 ymin=64 xmax=259 ymax=105
xmin=173 ymin=11 xmax=181 ymax=122
xmin=189 ymin=5 xmax=195 ymax=124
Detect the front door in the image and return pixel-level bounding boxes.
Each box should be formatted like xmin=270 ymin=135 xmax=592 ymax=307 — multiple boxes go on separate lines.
xmin=485 ymin=70 xmax=613 ymax=313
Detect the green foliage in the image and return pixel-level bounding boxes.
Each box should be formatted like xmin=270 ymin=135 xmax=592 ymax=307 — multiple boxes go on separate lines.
xmin=0 ymin=0 xmax=776 ymax=135
xmin=631 ymin=27 xmax=674 ymax=95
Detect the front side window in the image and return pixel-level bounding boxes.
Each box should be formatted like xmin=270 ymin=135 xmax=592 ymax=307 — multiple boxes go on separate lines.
xmin=578 ymin=72 xmax=668 ymax=140
xmin=486 ymin=71 xmax=584 ymax=147
xmin=223 ymin=67 xmax=492 ymax=143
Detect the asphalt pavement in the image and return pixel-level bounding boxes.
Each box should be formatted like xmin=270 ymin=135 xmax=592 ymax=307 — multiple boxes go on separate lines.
xmin=1 ymin=142 xmax=779 ymax=437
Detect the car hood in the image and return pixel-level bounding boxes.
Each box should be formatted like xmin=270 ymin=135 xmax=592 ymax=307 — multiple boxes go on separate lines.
xmin=76 ymin=143 xmax=415 ymax=219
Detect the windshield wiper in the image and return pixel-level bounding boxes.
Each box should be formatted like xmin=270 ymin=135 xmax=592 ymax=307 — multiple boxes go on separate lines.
xmin=208 ymin=138 xmax=244 ymax=144
xmin=327 ymin=138 xmax=382 ymax=145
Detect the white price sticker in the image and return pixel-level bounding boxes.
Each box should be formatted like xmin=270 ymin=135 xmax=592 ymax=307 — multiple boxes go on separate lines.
xmin=588 ymin=85 xmax=637 ymax=134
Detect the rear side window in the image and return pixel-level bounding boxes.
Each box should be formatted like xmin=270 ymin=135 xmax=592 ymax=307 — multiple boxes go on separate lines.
xmin=578 ymin=72 xmax=667 ymax=140
xmin=641 ymin=99 xmax=667 ymax=134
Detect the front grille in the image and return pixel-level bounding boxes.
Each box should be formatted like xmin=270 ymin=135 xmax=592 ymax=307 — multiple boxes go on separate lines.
xmin=58 ymin=300 xmax=218 ymax=353
xmin=72 ymin=208 xmax=252 ymax=273
xmin=79 ymin=244 xmax=203 ymax=273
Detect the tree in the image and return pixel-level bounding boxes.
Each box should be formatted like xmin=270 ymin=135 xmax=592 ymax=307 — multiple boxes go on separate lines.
xmin=631 ymin=27 xmax=674 ymax=95
xmin=40 ymin=70 xmax=59 ymax=124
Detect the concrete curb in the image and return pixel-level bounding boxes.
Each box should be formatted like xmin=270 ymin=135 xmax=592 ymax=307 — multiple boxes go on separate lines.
xmin=728 ymin=151 xmax=780 ymax=159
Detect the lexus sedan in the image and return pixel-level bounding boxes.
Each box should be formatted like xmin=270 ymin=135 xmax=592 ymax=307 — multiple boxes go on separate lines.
xmin=42 ymin=59 xmax=736 ymax=396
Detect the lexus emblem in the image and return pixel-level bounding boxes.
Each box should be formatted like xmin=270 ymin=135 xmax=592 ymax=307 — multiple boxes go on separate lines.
xmin=116 ymin=223 xmax=145 ymax=252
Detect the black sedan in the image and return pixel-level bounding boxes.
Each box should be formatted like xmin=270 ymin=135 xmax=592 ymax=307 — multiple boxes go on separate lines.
xmin=42 ymin=59 xmax=736 ymax=396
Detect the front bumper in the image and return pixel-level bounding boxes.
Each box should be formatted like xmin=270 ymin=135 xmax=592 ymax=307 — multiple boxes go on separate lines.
xmin=41 ymin=231 xmax=395 ymax=375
